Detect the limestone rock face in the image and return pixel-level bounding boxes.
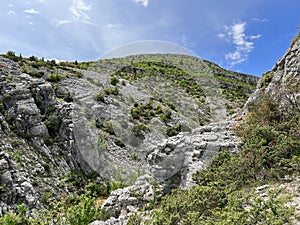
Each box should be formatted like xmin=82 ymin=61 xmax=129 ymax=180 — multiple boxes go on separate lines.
xmin=92 ymin=120 xmax=242 ymax=224
xmin=91 ymin=174 xmax=160 ymax=225
xmin=2 ymin=41 xmax=297 ymax=223
xmin=0 ymin=52 xmax=256 ymax=220
xmin=0 ymin=56 xmax=82 ymax=212
xmin=0 ymin=152 xmax=37 ymax=214
xmin=91 ymin=35 xmax=300 ymax=225
xmin=247 ymin=36 xmax=300 ymax=106
xmin=147 ymin=120 xmax=241 ymax=188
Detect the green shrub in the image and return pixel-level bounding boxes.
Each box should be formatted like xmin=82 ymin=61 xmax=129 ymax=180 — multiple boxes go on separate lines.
xmin=97 ymin=135 xmax=108 ymax=153
xmin=41 ymin=191 xmax=53 ymax=204
xmin=130 ymin=107 xmax=141 ymax=120
xmin=110 ymin=77 xmax=119 ymax=86
xmin=127 ymin=213 xmax=143 ymax=225
xmin=45 ymin=114 xmax=60 ymax=137
xmin=103 ymin=120 xmax=115 ymax=135
xmin=3 ymin=51 xmax=20 ymax=62
xmin=74 ymin=70 xmax=84 ymax=78
xmin=0 ymin=211 xmax=22 ymax=225
xmin=31 ymin=71 xmax=45 ymax=78
xmin=131 ymin=123 xmax=149 ymax=139
xmin=63 ymin=170 xmax=86 ymax=189
xmin=104 ymin=86 xmax=119 ymax=95
xmin=41 ymin=193 xmax=110 ymax=225
xmin=85 ymin=182 xmax=109 ymax=197
xmin=95 ymin=92 xmax=105 ymax=102
xmin=166 ymin=101 xmax=177 ymax=111
xmin=46 ymin=72 xmax=62 ymax=82
xmin=260 ymin=71 xmax=274 ymax=87
xmin=166 ymin=123 xmax=181 ymax=137
xmin=130 ymin=152 xmax=138 ymax=160
xmin=147 ymin=177 xmax=294 ymax=225
xmin=107 ymin=181 xmax=126 ymax=192
xmin=0 ymin=204 xmax=41 ymax=225
xmin=63 ymin=195 xmax=104 ymax=225
xmin=111 ymin=86 xmax=119 ymax=95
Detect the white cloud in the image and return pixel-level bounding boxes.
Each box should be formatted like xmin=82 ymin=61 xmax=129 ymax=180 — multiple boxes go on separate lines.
xmin=69 ymin=0 xmax=92 ymax=24
xmin=55 ymin=19 xmax=72 ymax=27
xmin=7 ymin=10 xmax=15 ymax=15
xmin=249 ymin=34 xmax=261 ymax=40
xmin=230 ymin=22 xmax=246 ymax=45
xmin=105 ymin=23 xmax=124 ymax=29
xmin=132 ymin=0 xmax=149 ymax=7
xmin=217 ymin=33 xmax=226 ymax=39
xmin=226 ymin=51 xmax=246 ymax=65
xmin=218 ymin=21 xmax=261 ymax=66
xmin=24 ymin=8 xmax=41 ymax=14
xmin=252 ymin=17 xmax=270 ymax=23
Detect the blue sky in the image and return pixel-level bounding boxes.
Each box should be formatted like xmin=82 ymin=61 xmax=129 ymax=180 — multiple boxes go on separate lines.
xmin=0 ymin=0 xmax=299 ymax=76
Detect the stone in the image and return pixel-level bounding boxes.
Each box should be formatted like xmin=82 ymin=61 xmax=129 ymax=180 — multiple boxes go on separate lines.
xmin=28 ymin=123 xmax=49 ymax=139
xmin=255 ymin=184 xmax=269 ymax=192
xmin=0 ymin=159 xmax=9 ymax=170
xmin=25 ymin=195 xmax=36 ymax=208
xmin=1 ymin=171 xmax=12 ymax=184
xmin=192 ymin=150 xmax=201 ymax=158
xmin=91 ymin=221 xmax=106 ymax=225
xmin=21 ymin=181 xmax=33 ymax=192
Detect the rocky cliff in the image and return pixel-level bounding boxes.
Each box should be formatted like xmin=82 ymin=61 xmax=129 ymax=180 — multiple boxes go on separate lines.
xmin=248 ymin=35 xmax=300 ymax=106
xmin=0 ymin=51 xmax=258 ymax=221
xmin=0 ymin=36 xmax=298 ymax=223
xmin=0 ymin=34 xmax=298 ymax=223
xmin=93 ymin=35 xmax=300 ymax=224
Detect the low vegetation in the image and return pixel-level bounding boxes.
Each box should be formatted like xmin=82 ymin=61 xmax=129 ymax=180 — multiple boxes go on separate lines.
xmin=116 ymin=61 xmax=206 ymax=101
xmin=260 ymin=71 xmax=274 ymax=87
xmin=129 ymin=88 xmax=300 ymax=224
xmin=3 ymin=51 xmax=290 ymax=224
xmin=0 ymin=176 xmax=130 ymax=225
xmin=1 ymin=51 xmax=84 ymax=81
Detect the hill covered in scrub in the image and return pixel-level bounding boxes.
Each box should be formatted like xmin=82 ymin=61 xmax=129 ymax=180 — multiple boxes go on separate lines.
xmin=0 ymin=33 xmax=298 ymax=225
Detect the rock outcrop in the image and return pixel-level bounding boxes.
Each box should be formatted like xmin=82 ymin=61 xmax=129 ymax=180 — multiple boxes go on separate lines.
xmin=0 ymin=52 xmax=256 ymax=220
xmin=247 ymin=35 xmax=300 ymax=106
xmin=1 ymin=33 xmax=299 ymax=223
xmin=90 ymin=119 xmax=242 ymax=224
xmin=0 ymin=56 xmax=82 ymax=213
xmin=93 ymin=34 xmax=300 ymax=225
xmin=147 ymin=120 xmax=241 ymax=188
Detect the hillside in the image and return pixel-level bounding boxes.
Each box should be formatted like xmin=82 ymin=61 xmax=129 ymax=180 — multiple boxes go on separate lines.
xmin=122 ymin=35 xmax=300 ymax=224
xmin=0 ymin=38 xmax=298 ymax=225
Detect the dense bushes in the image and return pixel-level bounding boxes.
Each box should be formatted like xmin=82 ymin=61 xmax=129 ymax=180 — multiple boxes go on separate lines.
xmin=140 ymin=92 xmax=300 ymax=224
xmin=195 ymin=93 xmax=300 ymax=186
xmin=141 ymin=184 xmax=294 ymax=225
xmin=46 ymin=72 xmax=62 ymax=82
xmin=2 ymin=51 xmax=22 ymax=62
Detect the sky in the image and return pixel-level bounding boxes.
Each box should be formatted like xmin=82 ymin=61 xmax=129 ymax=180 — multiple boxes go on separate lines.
xmin=0 ymin=0 xmax=299 ymax=76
